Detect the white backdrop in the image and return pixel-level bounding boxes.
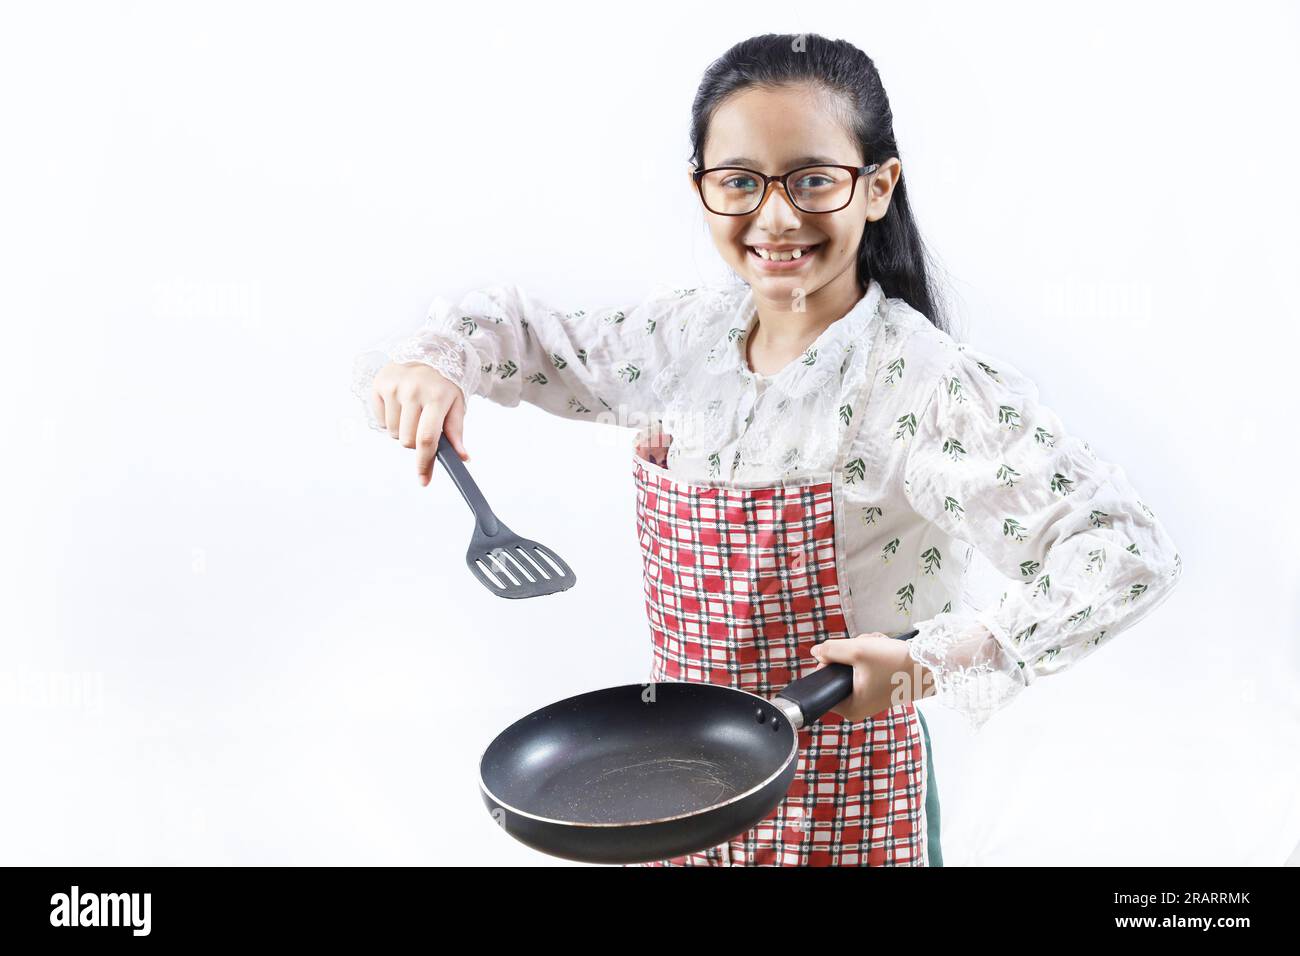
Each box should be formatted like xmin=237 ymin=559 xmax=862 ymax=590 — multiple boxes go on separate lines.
xmin=2 ymin=1 xmax=1297 ymax=866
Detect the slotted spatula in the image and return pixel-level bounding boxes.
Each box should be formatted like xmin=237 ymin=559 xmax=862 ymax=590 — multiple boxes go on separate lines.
xmin=434 ymin=434 xmax=576 ymax=598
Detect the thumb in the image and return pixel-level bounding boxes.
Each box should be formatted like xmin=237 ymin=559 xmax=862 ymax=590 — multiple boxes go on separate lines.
xmin=810 ymin=638 xmax=852 ymax=666
xmin=442 ymin=394 xmax=470 ymax=461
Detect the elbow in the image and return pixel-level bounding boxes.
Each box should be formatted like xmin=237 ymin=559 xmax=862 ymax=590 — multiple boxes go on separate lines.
xmin=1164 ymin=549 xmax=1183 ymax=587
xmin=1128 ymin=544 xmax=1183 ymax=612
xmin=1150 ymin=521 xmax=1183 ymax=589
xmin=1160 ymin=551 xmax=1184 ymax=602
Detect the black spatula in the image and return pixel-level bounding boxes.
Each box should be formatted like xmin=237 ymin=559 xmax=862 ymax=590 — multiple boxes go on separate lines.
xmin=434 ymin=435 xmax=576 ymax=598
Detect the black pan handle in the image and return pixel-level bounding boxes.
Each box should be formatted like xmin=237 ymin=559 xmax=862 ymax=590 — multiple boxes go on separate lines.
xmin=436 ymin=434 xmax=501 ymax=537
xmin=775 ymin=628 xmax=919 ymax=728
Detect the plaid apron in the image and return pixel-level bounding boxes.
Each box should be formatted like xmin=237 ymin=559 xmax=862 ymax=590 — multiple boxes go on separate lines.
xmin=631 ymin=322 xmax=941 ymax=866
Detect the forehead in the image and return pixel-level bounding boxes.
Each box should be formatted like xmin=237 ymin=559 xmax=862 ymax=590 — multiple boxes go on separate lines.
xmin=703 ymin=83 xmax=861 ymax=169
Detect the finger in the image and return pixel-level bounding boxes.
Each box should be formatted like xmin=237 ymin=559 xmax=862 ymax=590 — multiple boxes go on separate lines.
xmin=442 ymin=394 xmax=469 ymax=461
xmin=370 ymin=388 xmax=387 ymax=430
xmin=414 ymin=403 xmax=446 ymax=486
xmin=398 ymin=399 xmax=422 ymax=448
xmin=385 ymin=387 xmax=402 ymax=436
xmin=810 ymin=638 xmax=851 ymax=664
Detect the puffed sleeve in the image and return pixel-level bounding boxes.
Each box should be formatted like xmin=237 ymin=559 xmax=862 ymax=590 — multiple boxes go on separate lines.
xmin=351 ymin=283 xmax=704 ymax=431
xmin=901 ymin=343 xmax=1184 ymax=732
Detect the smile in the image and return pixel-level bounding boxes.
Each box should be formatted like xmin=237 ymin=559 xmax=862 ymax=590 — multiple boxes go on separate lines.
xmin=746 ymin=243 xmax=822 ymax=269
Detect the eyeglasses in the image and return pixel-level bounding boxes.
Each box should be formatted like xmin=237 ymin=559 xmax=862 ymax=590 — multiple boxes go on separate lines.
xmin=691 ymin=162 xmax=880 ymax=216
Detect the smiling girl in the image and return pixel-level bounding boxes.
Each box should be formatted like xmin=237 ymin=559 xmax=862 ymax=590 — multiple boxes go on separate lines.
xmin=353 ymin=33 xmax=1183 ymax=867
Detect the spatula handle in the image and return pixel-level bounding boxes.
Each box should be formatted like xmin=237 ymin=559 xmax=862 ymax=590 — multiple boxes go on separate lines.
xmin=436 ymin=434 xmax=500 ymax=537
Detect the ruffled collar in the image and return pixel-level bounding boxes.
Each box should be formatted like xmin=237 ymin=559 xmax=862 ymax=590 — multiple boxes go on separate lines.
xmin=700 ymin=279 xmax=886 ymax=399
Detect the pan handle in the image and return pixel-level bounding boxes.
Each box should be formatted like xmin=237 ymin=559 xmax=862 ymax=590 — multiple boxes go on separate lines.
xmin=774 ymin=629 xmax=919 ymax=729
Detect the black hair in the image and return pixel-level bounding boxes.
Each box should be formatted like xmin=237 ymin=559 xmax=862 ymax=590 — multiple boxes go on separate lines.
xmin=689 ymin=32 xmax=950 ymax=333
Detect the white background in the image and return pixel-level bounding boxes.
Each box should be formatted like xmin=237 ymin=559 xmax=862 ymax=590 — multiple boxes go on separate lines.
xmin=2 ymin=1 xmax=1297 ymax=866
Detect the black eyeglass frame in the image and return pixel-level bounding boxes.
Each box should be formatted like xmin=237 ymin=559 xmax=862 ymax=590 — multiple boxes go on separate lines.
xmin=690 ymin=162 xmax=881 ymax=216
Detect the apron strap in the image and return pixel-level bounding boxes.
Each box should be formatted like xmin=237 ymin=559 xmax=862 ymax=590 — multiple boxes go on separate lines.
xmin=831 ymin=287 xmax=888 ymax=468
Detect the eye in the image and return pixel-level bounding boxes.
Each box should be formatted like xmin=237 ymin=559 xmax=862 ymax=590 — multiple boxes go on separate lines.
xmin=719 ymin=174 xmax=759 ymax=191
xmin=794 ymin=173 xmax=834 ymax=190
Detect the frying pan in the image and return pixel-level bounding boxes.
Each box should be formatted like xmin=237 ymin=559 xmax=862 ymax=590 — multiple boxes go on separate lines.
xmin=479 ymin=629 xmax=919 ymax=864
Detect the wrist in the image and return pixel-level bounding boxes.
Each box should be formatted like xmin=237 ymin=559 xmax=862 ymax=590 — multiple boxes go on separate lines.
xmin=891 ymin=640 xmax=937 ymax=705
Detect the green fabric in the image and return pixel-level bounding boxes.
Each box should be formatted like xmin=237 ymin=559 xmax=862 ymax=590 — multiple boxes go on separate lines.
xmin=916 ymin=706 xmax=944 ymax=867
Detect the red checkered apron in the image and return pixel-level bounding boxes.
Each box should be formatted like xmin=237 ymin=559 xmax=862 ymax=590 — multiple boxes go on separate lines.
xmin=631 ymin=337 xmax=934 ymax=866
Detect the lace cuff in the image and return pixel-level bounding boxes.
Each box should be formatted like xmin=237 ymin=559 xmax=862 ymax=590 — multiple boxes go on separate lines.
xmin=907 ymin=611 xmax=1031 ymax=732
xmin=350 ymin=348 xmax=391 ymax=432
xmin=389 ymin=331 xmax=481 ymax=401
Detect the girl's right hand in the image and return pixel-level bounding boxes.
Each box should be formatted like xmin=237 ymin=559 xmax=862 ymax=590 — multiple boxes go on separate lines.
xmin=370 ymin=362 xmax=470 ymax=486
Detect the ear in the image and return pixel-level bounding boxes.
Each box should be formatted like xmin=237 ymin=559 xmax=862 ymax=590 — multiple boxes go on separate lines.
xmin=865 ymin=158 xmax=902 ymax=222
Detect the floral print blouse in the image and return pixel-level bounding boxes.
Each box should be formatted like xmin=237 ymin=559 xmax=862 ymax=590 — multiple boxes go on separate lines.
xmin=352 ymin=277 xmax=1183 ymax=731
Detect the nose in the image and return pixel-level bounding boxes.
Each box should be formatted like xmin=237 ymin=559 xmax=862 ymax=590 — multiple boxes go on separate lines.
xmin=753 ymin=182 xmax=802 ymax=230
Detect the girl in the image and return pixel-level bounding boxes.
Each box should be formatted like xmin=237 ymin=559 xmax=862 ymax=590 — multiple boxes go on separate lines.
xmin=353 ymin=33 xmax=1183 ymax=867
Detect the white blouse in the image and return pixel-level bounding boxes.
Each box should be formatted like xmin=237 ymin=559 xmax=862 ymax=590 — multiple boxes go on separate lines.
xmin=352 ymin=278 xmax=1184 ymax=732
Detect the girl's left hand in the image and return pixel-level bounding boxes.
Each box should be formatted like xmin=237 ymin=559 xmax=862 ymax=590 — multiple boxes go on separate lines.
xmin=809 ymin=634 xmax=936 ymax=722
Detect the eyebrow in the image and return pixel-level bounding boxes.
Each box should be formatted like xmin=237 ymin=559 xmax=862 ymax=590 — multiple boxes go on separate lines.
xmin=710 ymin=155 xmax=844 ymax=168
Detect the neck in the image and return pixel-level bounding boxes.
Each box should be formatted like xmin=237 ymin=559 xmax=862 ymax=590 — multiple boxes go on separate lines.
xmin=746 ymin=271 xmax=865 ymax=376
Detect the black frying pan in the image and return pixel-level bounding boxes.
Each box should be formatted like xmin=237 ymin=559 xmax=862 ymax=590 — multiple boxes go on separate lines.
xmin=479 ymin=629 xmax=919 ymax=864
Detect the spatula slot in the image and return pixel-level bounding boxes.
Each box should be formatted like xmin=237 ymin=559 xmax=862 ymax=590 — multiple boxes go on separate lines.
xmin=500 ymin=549 xmax=538 ymax=584
xmin=513 ymin=547 xmax=550 ymax=580
xmin=485 ymin=551 xmax=524 ymax=588
xmin=474 ymin=559 xmax=508 ymax=590
xmin=532 ymin=547 xmax=567 ymax=578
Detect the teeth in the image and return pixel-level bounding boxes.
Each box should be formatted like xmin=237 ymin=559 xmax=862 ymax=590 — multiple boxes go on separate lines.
xmin=753 ymin=246 xmax=812 ymax=261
